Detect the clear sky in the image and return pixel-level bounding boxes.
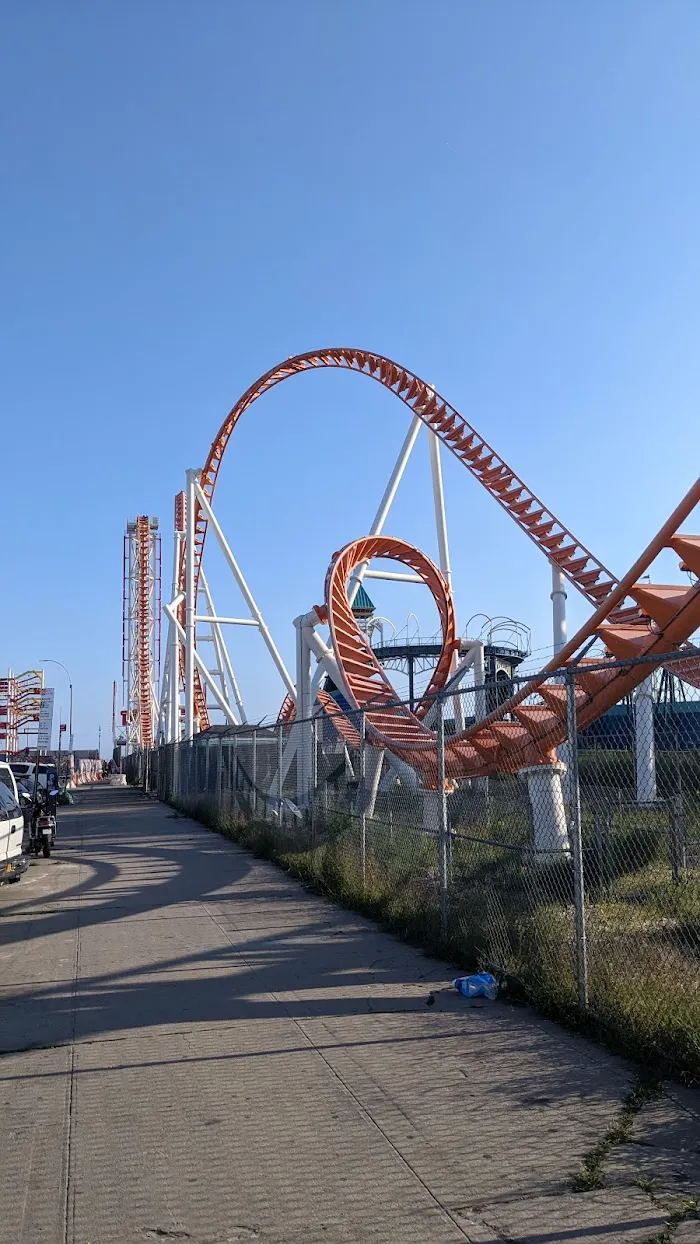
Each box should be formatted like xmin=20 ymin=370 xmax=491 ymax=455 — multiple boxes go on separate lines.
xmin=2 ymin=2 xmax=700 ymax=746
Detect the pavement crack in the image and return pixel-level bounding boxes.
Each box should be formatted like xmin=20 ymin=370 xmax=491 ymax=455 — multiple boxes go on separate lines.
xmin=142 ymin=1231 xmax=192 ymax=1240
xmin=570 ymin=1076 xmax=662 ymax=1193
xmin=639 ymin=1197 xmax=698 ymax=1244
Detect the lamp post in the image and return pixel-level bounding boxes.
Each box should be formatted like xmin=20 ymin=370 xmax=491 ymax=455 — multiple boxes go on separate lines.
xmin=40 ymin=659 xmax=73 ymax=754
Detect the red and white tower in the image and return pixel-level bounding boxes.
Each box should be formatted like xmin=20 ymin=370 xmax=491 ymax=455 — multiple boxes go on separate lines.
xmin=122 ymin=517 xmax=161 ymax=752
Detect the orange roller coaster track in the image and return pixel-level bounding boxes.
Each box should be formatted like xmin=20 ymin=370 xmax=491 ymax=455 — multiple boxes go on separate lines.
xmin=184 ymin=348 xmax=700 ymax=753
xmin=322 ymin=520 xmax=700 ymax=786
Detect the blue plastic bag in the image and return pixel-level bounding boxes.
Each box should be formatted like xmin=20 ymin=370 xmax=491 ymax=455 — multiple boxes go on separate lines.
xmin=453 ymin=972 xmax=498 ymax=1000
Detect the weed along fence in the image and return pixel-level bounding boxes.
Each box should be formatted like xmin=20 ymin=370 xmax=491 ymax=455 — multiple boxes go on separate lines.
xmin=129 ymin=650 xmax=700 ymax=1082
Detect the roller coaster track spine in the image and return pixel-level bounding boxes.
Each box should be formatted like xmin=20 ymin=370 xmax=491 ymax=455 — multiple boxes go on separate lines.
xmin=182 ymin=348 xmax=700 ymax=760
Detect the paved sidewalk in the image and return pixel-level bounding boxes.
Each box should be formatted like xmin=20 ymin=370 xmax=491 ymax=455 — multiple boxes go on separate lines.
xmin=0 ymin=787 xmax=698 ymax=1244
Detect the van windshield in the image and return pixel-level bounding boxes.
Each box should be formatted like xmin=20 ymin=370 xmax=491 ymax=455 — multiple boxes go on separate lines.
xmin=0 ymin=784 xmax=18 ymax=812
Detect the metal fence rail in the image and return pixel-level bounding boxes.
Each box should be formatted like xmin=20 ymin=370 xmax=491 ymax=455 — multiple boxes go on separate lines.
xmin=128 ymin=650 xmax=700 ymax=1082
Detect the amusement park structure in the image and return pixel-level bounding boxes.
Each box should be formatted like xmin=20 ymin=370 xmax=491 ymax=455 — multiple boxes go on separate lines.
xmin=144 ymin=347 xmax=699 ymax=844
xmin=0 ymin=669 xmax=45 ymax=755
xmin=122 ymin=517 xmax=161 ymax=753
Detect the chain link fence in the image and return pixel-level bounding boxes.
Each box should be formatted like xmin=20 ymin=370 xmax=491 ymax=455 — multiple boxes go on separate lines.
xmin=128 ymin=650 xmax=700 ymax=1081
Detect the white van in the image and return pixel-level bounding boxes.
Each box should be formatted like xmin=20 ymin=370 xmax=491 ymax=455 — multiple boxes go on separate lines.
xmin=0 ymin=761 xmax=20 ymax=803
xmin=0 ymin=779 xmax=27 ymax=881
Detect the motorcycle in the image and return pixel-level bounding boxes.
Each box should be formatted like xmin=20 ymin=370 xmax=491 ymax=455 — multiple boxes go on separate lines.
xmin=28 ymin=788 xmax=58 ymax=859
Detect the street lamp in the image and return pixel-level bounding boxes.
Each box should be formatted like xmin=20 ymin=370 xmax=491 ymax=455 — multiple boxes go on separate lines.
xmin=40 ymin=659 xmax=73 ymax=754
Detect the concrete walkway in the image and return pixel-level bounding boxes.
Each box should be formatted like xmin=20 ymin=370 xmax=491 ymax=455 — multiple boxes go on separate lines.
xmin=0 ymin=786 xmax=698 ymax=1244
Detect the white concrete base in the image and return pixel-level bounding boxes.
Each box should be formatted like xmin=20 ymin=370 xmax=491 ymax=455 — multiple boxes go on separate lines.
xmin=520 ymin=762 xmax=570 ymax=859
xmin=635 ymin=676 xmax=657 ymax=803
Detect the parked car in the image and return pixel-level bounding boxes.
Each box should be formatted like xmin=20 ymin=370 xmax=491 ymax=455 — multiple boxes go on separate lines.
xmin=10 ymin=761 xmax=58 ymax=794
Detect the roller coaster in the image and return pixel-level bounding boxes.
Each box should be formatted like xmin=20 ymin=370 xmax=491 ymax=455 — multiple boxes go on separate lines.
xmin=146 ymin=347 xmax=699 ymax=807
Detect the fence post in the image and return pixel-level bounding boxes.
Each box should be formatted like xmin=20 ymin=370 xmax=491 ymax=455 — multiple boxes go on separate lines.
xmin=436 ymin=693 xmax=449 ymax=934
xmin=277 ymin=723 xmax=284 ymax=826
xmin=251 ymin=729 xmax=258 ymax=818
xmin=670 ymin=792 xmax=687 ymax=885
xmin=566 ymin=670 xmax=589 ymax=1012
xmin=310 ymin=716 xmax=317 ymax=843
xmin=233 ymin=734 xmax=238 ymax=810
xmin=359 ymin=711 xmax=367 ymax=887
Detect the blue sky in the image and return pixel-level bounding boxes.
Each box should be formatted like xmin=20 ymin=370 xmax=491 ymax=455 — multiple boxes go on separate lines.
xmin=2 ymin=2 xmax=700 ymax=746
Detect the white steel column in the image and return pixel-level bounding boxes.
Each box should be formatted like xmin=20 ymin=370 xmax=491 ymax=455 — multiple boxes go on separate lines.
xmin=348 ymin=415 xmax=422 ymax=605
xmin=358 ymin=746 xmax=384 ymax=820
xmin=201 ymin=585 xmax=229 ymax=702
xmin=304 ymin=624 xmax=344 ymax=695
xmin=552 ymin=562 xmax=571 ymax=797
xmin=199 ymin=567 xmax=247 ymax=724
xmin=164 ymin=603 xmax=239 ymax=726
xmin=156 ymin=653 xmax=168 ymax=744
xmin=194 ymin=478 xmax=295 ymax=701
xmin=551 ymin=563 xmax=567 ymax=657
xmin=169 ymin=527 xmax=183 ymax=743
xmin=635 ymin=676 xmax=657 ymax=803
xmin=473 ymin=641 xmax=486 ymax=722
xmin=185 ymin=470 xmax=198 ymax=740
xmin=428 ymin=430 xmax=452 ymax=589
xmin=471 ymin=640 xmax=489 ymax=806
xmin=294 ymin=614 xmax=313 ymax=803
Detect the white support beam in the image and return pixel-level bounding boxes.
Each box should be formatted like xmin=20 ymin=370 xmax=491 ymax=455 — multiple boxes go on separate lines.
xmin=473 ymin=641 xmax=486 ymax=722
xmin=304 ymin=622 xmax=345 ymax=693
xmin=193 ymin=616 xmax=260 ymax=626
xmin=164 ymin=602 xmax=239 ymax=727
xmin=270 ymin=730 xmax=298 ymax=798
xmin=157 ymin=649 xmax=170 ymax=744
xmin=295 ymin=615 xmax=313 ymax=803
xmin=422 ymin=643 xmax=479 ymax=729
xmin=348 ymin=415 xmax=423 ymax=605
xmin=195 ymin=572 xmax=229 ymax=707
xmin=551 ymin=563 xmax=568 ymax=657
xmin=185 ymin=470 xmax=198 ymax=739
xmin=635 ymin=676 xmax=657 ymax=803
xmin=428 ymin=430 xmax=452 ymax=589
xmin=552 ymin=561 xmax=571 ymax=796
xmin=194 ymin=478 xmax=296 ymax=701
xmin=199 ymin=568 xmax=248 ymax=725
xmin=165 ymin=576 xmax=184 ymax=743
xmin=310 ymin=659 xmax=327 ymax=701
xmin=364 ymin=570 xmax=423 ymax=584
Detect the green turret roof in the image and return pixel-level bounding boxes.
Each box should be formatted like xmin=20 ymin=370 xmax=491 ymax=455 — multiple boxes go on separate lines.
xmin=352 ymin=585 xmax=375 ymax=618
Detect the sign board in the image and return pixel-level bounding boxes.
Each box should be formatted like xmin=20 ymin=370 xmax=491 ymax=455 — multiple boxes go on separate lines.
xmin=60 ymin=723 xmax=67 ymax=733
xmin=37 ymin=688 xmax=55 ymax=750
